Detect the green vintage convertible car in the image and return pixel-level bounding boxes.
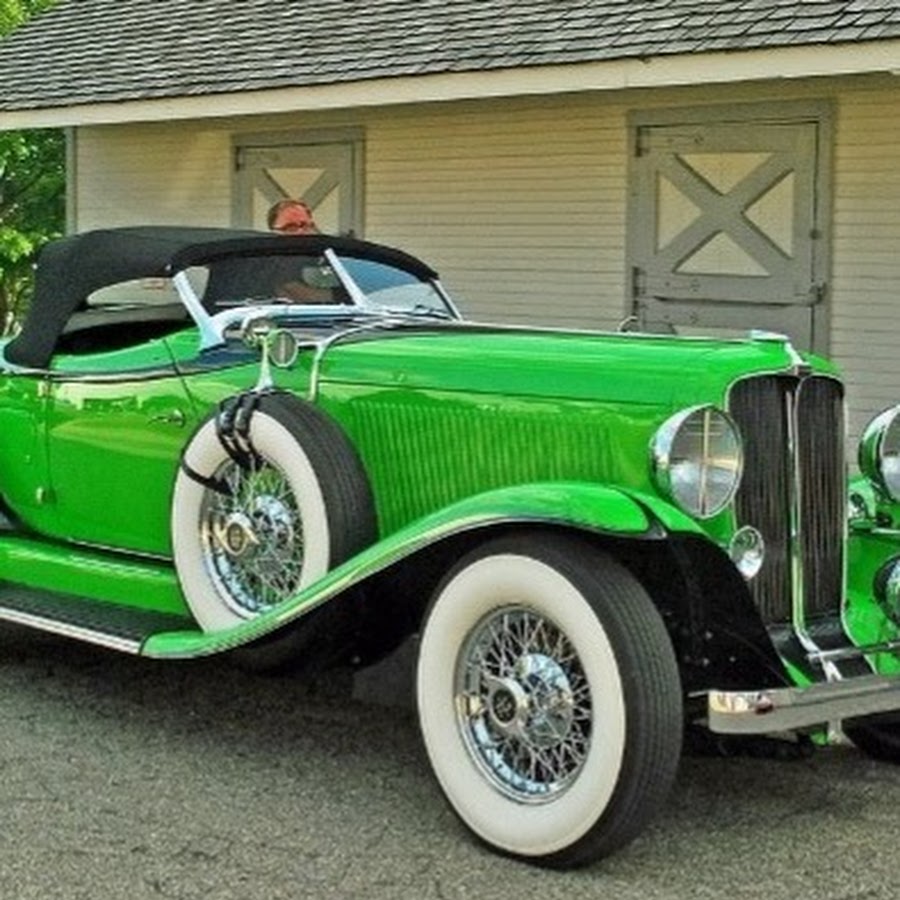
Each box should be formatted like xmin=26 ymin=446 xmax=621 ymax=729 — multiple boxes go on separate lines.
xmin=2 ymin=225 xmax=900 ymax=867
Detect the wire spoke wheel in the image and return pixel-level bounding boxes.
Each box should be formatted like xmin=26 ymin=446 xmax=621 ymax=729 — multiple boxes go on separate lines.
xmin=457 ymin=606 xmax=591 ymax=802
xmin=172 ymin=394 xmax=376 ymax=661
xmin=200 ymin=456 xmax=304 ymax=616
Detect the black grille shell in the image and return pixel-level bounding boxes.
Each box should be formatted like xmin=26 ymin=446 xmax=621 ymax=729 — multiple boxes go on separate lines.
xmin=729 ymin=375 xmax=845 ymax=624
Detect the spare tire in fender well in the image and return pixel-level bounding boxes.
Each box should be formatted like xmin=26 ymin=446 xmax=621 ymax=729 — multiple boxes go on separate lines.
xmin=171 ymin=390 xmax=377 ymax=671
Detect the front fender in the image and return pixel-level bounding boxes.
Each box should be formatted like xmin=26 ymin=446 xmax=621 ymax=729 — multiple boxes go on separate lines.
xmin=142 ymin=481 xmax=682 ymax=658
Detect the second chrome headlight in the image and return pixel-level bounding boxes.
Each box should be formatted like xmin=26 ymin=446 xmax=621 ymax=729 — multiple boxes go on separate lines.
xmin=651 ymin=405 xmax=743 ymax=519
xmin=859 ymin=405 xmax=900 ymax=502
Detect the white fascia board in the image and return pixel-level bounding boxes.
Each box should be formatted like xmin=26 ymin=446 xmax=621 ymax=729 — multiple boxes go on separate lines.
xmin=2 ymin=39 xmax=900 ymax=130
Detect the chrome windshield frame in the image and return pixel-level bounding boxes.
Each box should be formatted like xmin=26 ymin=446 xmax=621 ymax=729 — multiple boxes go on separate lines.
xmin=173 ymin=249 xmax=457 ymax=349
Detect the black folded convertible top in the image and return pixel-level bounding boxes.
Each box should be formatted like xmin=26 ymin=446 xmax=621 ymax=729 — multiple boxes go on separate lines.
xmin=5 ymin=226 xmax=438 ymax=369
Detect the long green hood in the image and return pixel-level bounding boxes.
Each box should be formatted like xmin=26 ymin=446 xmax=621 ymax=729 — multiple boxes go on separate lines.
xmin=315 ymin=326 xmax=833 ymax=409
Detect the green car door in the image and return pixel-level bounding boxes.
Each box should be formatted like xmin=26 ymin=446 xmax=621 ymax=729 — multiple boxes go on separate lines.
xmin=0 ymin=370 xmax=51 ymax=528
xmin=43 ymin=340 xmax=201 ymax=557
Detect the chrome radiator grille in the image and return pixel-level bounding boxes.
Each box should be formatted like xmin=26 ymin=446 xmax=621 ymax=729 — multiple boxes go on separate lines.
xmin=729 ymin=375 xmax=845 ymax=624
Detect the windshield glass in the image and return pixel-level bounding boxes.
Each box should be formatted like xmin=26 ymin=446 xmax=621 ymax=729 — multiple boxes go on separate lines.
xmin=338 ymin=257 xmax=452 ymax=316
xmin=199 ymin=251 xmax=453 ymax=318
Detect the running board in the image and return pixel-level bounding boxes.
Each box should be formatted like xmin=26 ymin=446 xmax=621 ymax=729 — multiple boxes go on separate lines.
xmin=0 ymin=584 xmax=194 ymax=654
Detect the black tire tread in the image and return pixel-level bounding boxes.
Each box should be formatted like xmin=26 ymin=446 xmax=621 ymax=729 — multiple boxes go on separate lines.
xmin=526 ymin=534 xmax=682 ymax=868
xmin=258 ymin=392 xmax=377 ymax=561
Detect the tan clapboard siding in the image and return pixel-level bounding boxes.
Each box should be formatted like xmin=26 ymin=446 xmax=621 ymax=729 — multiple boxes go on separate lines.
xmin=830 ymin=86 xmax=900 ymax=443
xmin=365 ymin=97 xmax=628 ymax=327
xmin=75 ymin=124 xmax=233 ymax=228
xmin=76 ymin=101 xmax=630 ymax=329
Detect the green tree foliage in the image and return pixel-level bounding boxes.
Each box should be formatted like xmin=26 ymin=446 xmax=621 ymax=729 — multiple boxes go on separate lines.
xmin=0 ymin=0 xmax=63 ymax=333
xmin=0 ymin=0 xmax=56 ymax=41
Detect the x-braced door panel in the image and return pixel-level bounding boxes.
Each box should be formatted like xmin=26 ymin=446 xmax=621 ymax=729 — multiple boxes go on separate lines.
xmin=627 ymin=117 xmax=828 ymax=349
xmin=235 ymin=141 xmax=360 ymax=237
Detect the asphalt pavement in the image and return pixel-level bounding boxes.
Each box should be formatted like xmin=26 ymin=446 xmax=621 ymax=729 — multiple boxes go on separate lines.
xmin=0 ymin=624 xmax=897 ymax=900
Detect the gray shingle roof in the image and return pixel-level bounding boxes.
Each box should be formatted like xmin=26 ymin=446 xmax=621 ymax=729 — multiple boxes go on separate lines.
xmin=2 ymin=0 xmax=900 ymax=112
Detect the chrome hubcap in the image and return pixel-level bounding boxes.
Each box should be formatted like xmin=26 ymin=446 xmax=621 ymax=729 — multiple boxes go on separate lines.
xmin=213 ymin=512 xmax=258 ymax=560
xmin=483 ymin=652 xmax=577 ymax=747
xmin=200 ymin=459 xmax=303 ymax=617
xmin=456 ymin=606 xmax=592 ymax=802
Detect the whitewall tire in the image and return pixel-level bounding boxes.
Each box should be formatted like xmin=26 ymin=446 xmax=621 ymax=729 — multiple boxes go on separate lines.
xmin=416 ymin=532 xmax=682 ymax=868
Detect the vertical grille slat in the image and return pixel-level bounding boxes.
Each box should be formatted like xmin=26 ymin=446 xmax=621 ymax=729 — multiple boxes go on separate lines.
xmin=729 ymin=375 xmax=844 ymax=624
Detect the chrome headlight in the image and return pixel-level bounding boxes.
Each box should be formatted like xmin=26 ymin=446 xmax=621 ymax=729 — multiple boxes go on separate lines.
xmin=859 ymin=405 xmax=900 ymax=502
xmin=651 ymin=405 xmax=743 ymax=519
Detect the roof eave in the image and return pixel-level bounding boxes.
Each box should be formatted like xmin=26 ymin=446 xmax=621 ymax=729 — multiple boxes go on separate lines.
xmin=2 ymin=39 xmax=899 ymax=130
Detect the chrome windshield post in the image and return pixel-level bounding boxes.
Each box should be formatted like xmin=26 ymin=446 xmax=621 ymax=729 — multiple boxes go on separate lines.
xmin=433 ymin=278 xmax=461 ymax=319
xmin=323 ymin=248 xmax=372 ymax=309
xmin=172 ymin=270 xmax=222 ymax=349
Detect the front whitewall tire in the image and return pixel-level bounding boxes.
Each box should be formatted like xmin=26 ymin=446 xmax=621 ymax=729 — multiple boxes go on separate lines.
xmin=416 ymin=532 xmax=682 ymax=868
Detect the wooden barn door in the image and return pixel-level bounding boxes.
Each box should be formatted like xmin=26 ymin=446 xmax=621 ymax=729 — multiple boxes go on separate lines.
xmin=234 ymin=133 xmax=362 ymax=237
xmin=627 ymin=106 xmax=830 ymax=351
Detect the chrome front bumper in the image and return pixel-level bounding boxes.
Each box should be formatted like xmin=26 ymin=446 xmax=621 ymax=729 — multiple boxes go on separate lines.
xmin=707 ymin=673 xmax=900 ymax=734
